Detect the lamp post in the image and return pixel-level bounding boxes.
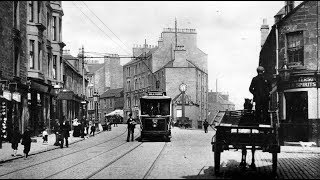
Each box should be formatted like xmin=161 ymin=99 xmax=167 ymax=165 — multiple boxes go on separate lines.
xmin=54 ymin=84 xmax=62 ymax=124
xmin=93 ymin=92 xmax=99 ymax=130
xmin=179 ymin=83 xmax=187 ymax=125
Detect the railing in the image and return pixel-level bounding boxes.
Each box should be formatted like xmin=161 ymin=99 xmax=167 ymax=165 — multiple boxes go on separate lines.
xmin=163 ymin=28 xmax=196 ymax=33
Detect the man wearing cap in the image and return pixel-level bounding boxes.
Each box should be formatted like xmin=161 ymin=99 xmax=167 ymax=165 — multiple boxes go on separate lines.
xmin=127 ymin=113 xmax=136 ymax=142
xmin=249 ymin=66 xmax=272 ymax=124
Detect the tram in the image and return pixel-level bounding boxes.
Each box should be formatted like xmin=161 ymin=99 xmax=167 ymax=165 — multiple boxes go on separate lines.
xmin=139 ymin=91 xmax=172 ymax=142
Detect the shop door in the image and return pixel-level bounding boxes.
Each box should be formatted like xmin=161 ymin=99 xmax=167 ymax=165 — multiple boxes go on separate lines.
xmin=285 ymin=91 xmax=308 ymax=142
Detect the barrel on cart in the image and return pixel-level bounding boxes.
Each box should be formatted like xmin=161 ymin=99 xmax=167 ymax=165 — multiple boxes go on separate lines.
xmin=211 ymin=109 xmax=280 ymax=176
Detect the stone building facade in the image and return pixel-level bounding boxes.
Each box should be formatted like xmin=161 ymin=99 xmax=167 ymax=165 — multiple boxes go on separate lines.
xmin=26 ymin=1 xmax=65 ymax=135
xmin=99 ymin=88 xmax=124 ymax=120
xmin=0 ymin=1 xmax=28 ymax=141
xmin=123 ymin=27 xmax=208 ymax=128
xmin=60 ymin=51 xmax=88 ymax=125
xmin=259 ymin=1 xmax=320 ymax=146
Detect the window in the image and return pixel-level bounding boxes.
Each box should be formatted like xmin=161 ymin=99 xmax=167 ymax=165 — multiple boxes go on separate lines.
xmin=14 ymin=46 xmax=20 ymax=76
xmin=29 ymin=1 xmax=34 ymax=22
xmin=110 ymin=99 xmax=112 ymax=107
xmin=287 ymin=31 xmax=303 ymax=64
xmin=38 ymin=42 xmax=41 ymax=70
xmin=52 ymin=16 xmax=57 ymax=41
xmin=134 ymin=79 xmax=138 ymax=90
xmin=47 ymin=12 xmax=50 ymax=37
xmin=13 ymin=1 xmax=19 ymax=29
xmin=53 ymin=55 xmax=57 ymax=79
xmin=60 ymin=57 xmax=63 ymax=81
xmin=29 ymin=40 xmax=35 ymax=69
xmin=59 ymin=18 xmax=62 ymax=41
xmin=104 ymin=99 xmax=107 ymax=108
xmin=37 ymin=1 xmax=41 ymax=23
xmin=47 ymin=53 xmax=51 ymax=77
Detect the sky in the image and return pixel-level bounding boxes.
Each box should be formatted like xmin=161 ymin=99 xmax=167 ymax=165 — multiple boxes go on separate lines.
xmin=62 ymin=1 xmax=302 ymax=109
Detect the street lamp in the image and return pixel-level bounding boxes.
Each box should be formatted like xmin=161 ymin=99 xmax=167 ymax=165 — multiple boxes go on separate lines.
xmin=93 ymin=92 xmax=100 ymax=130
xmin=54 ymin=84 xmax=62 ymax=124
xmin=179 ymin=83 xmax=187 ymax=125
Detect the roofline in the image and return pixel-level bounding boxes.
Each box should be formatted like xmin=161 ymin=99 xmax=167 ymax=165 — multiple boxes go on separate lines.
xmin=274 ymin=1 xmax=308 ymax=26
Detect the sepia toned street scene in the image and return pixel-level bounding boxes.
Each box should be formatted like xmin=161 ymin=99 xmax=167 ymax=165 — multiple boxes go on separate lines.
xmin=0 ymin=1 xmax=320 ymax=179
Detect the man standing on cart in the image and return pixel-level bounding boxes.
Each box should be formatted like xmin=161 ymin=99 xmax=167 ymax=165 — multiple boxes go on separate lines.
xmin=249 ymin=66 xmax=272 ymax=124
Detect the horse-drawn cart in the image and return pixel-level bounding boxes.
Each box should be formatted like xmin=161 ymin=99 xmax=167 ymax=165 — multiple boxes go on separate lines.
xmin=211 ymin=109 xmax=280 ymax=176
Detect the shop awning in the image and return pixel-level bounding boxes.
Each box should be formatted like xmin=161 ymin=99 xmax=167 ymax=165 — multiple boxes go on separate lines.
xmin=105 ymin=109 xmax=123 ymax=117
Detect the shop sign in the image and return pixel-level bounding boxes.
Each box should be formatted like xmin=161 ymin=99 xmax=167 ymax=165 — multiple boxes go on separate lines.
xmin=3 ymin=90 xmax=11 ymax=101
xmin=286 ymin=76 xmax=317 ymax=89
xmin=12 ymin=92 xmax=21 ymax=102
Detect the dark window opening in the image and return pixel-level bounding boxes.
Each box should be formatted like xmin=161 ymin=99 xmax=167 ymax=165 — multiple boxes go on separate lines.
xmin=287 ymin=31 xmax=303 ymax=65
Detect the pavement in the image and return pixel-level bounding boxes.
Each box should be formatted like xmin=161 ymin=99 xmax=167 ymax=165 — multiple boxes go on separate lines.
xmin=0 ymin=125 xmax=109 ymax=163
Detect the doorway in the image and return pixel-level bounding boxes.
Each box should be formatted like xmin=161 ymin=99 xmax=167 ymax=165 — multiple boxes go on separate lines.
xmin=283 ymin=91 xmax=308 ymax=142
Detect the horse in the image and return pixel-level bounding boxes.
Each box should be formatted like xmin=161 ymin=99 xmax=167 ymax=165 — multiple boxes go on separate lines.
xmin=238 ymin=98 xmax=257 ymax=170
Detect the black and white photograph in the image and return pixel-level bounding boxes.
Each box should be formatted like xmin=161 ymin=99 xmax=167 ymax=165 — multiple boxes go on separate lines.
xmin=0 ymin=1 xmax=319 ymax=179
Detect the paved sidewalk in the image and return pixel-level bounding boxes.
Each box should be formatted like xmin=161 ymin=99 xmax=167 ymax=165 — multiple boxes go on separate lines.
xmin=0 ymin=128 xmax=105 ymax=163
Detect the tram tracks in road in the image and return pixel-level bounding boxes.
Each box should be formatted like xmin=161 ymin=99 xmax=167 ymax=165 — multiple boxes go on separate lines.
xmin=45 ymin=132 xmax=142 ymax=179
xmin=0 ymin=129 xmax=129 ymax=178
xmin=85 ymin=141 xmax=168 ymax=179
xmin=143 ymin=142 xmax=168 ymax=179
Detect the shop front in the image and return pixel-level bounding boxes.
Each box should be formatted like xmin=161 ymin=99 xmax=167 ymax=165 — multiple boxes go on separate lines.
xmin=278 ymin=73 xmax=320 ymax=145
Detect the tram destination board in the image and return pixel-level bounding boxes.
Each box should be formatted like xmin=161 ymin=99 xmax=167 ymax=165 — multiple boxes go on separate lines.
xmin=147 ymin=91 xmax=165 ymax=96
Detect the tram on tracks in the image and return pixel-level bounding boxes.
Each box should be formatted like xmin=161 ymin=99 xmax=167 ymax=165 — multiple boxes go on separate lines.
xmin=139 ymin=91 xmax=172 ymax=142
xmin=211 ymin=108 xmax=280 ymax=176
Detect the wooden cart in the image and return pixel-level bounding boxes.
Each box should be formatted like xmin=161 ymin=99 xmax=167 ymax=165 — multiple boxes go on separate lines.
xmin=211 ymin=110 xmax=280 ymax=176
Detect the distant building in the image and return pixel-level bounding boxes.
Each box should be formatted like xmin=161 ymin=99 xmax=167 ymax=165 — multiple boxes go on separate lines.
xmin=123 ymin=24 xmax=208 ymax=129
xmin=207 ymin=91 xmax=235 ymax=125
xmin=99 ymin=88 xmax=124 ymax=120
xmin=61 ymin=51 xmax=88 ymax=125
xmin=86 ymin=54 xmax=123 ymax=124
xmin=259 ymin=1 xmax=320 ymax=145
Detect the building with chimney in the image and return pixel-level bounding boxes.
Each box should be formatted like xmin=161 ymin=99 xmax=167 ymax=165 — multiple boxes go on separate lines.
xmin=25 ymin=1 xmax=65 ymax=136
xmin=259 ymin=1 xmax=320 ymax=146
xmin=123 ymin=24 xmax=208 ymax=128
xmin=60 ymin=50 xmax=88 ymax=125
xmin=86 ymin=54 xmax=123 ymax=125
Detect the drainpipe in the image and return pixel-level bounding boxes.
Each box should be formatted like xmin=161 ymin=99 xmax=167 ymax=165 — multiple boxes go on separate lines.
xmin=275 ymin=25 xmax=280 ymax=113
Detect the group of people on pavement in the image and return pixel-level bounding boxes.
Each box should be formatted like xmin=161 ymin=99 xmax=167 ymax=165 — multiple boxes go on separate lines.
xmin=8 ymin=115 xmax=103 ymax=160
xmin=10 ymin=126 xmax=32 ymax=159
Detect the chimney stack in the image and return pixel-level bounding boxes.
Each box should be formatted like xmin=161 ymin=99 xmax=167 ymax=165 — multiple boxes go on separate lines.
xmin=260 ymin=18 xmax=269 ymax=48
xmin=285 ymin=1 xmax=294 ymax=15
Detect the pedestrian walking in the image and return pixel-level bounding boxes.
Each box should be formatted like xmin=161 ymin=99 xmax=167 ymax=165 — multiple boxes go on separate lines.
xmin=80 ymin=116 xmax=86 ymax=138
xmin=85 ymin=121 xmax=89 ymax=137
xmin=60 ymin=118 xmax=71 ymax=148
xmin=11 ymin=127 xmax=21 ymax=157
xmin=127 ymin=113 xmax=136 ymax=142
xmin=249 ymin=66 xmax=272 ymax=124
xmin=90 ymin=124 xmax=96 ymax=136
xmin=21 ymin=127 xmax=32 ymax=159
xmin=53 ymin=119 xmax=60 ymax=146
xmin=42 ymin=128 xmax=48 ymax=144
xmin=203 ymin=119 xmax=209 ymax=133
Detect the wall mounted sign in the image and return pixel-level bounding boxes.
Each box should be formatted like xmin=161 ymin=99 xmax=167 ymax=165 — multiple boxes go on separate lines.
xmin=12 ymin=92 xmax=21 ymax=102
xmin=285 ymin=76 xmax=317 ymax=89
xmin=2 ymin=91 xmax=11 ymax=101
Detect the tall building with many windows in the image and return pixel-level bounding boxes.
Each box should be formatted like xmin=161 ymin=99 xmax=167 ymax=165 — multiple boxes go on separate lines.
xmin=0 ymin=1 xmax=28 ymax=141
xmin=26 ymin=1 xmax=65 ymax=135
xmin=123 ymin=26 xmax=208 ymax=128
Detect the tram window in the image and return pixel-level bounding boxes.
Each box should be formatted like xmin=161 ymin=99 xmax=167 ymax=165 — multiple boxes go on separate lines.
xmin=140 ymin=99 xmax=170 ymax=116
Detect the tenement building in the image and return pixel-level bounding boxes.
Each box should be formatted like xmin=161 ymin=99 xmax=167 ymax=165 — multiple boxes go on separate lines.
xmin=0 ymin=1 xmax=28 ymax=141
xmin=259 ymin=1 xmax=320 ymax=146
xmin=123 ymin=26 xmax=208 ymax=128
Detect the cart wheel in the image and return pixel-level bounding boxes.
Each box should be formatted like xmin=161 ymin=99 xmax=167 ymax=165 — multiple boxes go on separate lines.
xmin=214 ymin=150 xmax=221 ymax=175
xmin=272 ymin=152 xmax=277 ymax=177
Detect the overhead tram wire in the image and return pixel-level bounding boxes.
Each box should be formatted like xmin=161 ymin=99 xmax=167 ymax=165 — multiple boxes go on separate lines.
xmin=71 ymin=1 xmax=131 ymax=56
xmin=81 ymin=1 xmax=132 ymax=53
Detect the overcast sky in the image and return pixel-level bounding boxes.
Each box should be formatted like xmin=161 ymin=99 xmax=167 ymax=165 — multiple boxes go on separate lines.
xmin=62 ymin=1 xmax=302 ymax=109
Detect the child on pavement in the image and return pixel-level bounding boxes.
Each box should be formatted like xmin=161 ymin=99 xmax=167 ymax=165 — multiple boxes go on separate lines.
xmin=42 ymin=128 xmax=48 ymax=144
